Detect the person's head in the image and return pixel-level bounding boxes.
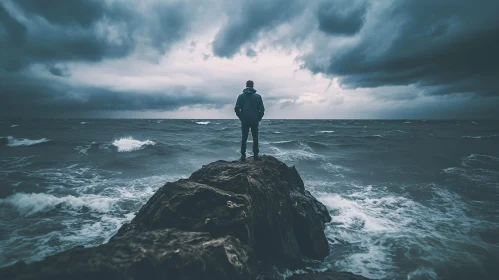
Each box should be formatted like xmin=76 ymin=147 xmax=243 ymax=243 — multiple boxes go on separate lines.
xmin=246 ymin=80 xmax=254 ymax=88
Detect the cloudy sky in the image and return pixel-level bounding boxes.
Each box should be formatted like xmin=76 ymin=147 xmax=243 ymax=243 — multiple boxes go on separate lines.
xmin=1 ymin=0 xmax=499 ymax=119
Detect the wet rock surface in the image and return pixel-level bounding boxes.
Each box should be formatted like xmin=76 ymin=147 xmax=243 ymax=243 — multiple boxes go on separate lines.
xmin=1 ymin=155 xmax=370 ymax=280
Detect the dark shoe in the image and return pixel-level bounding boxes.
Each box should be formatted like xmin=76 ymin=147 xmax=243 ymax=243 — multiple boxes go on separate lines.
xmin=240 ymin=155 xmax=246 ymax=162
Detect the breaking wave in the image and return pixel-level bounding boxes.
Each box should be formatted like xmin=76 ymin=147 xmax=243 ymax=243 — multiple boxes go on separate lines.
xmin=0 ymin=193 xmax=118 ymax=216
xmin=112 ymin=137 xmax=155 ymax=152
xmin=462 ymin=135 xmax=499 ymax=139
xmin=1 ymin=136 xmax=50 ymax=147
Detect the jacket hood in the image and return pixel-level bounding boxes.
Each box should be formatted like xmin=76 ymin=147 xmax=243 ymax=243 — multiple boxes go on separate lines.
xmin=243 ymin=87 xmax=256 ymax=94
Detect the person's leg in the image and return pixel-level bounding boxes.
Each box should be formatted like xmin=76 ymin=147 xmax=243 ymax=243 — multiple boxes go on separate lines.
xmin=251 ymin=123 xmax=259 ymax=157
xmin=241 ymin=122 xmax=250 ymax=159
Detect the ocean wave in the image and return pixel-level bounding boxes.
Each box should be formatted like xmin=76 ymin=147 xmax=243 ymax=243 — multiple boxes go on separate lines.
xmin=268 ymin=146 xmax=325 ymax=163
xmin=365 ymin=135 xmax=383 ymax=139
xmin=0 ymin=192 xmax=118 ymax=216
xmin=268 ymin=140 xmax=330 ymax=152
xmin=462 ymin=134 xmax=499 ymax=139
xmin=314 ymin=184 xmax=490 ymax=279
xmin=112 ymin=137 xmax=155 ymax=152
xmin=407 ymin=267 xmax=438 ymax=280
xmin=1 ymin=136 xmax=50 ymax=147
xmin=195 ymin=121 xmax=210 ymax=125
xmin=316 ymin=130 xmax=335 ymax=133
xmin=75 ymin=142 xmax=100 ymax=154
xmin=320 ymin=163 xmax=352 ymax=176
xmin=461 ymin=154 xmax=499 ymax=167
xmin=10 ymin=125 xmax=19 ymax=128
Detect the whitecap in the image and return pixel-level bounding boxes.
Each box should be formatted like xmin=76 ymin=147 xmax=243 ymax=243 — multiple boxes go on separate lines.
xmin=407 ymin=267 xmax=439 ymax=280
xmin=462 ymin=135 xmax=499 ymax=139
xmin=112 ymin=137 xmax=155 ymax=152
xmin=10 ymin=124 xmax=19 ymax=127
xmin=195 ymin=121 xmax=210 ymax=125
xmin=3 ymin=136 xmax=50 ymax=147
xmin=75 ymin=142 xmax=99 ymax=154
xmin=317 ymin=130 xmax=335 ymax=133
xmin=268 ymin=146 xmax=324 ymax=163
xmin=321 ymin=162 xmax=352 ymax=174
xmin=312 ymin=182 xmax=489 ymax=279
xmin=0 ymin=192 xmax=117 ymax=216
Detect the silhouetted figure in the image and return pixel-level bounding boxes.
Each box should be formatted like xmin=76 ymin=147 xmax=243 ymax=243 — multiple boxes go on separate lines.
xmin=235 ymin=80 xmax=265 ymax=161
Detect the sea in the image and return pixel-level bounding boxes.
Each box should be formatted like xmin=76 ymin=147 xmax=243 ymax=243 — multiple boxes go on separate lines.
xmin=0 ymin=119 xmax=498 ymax=280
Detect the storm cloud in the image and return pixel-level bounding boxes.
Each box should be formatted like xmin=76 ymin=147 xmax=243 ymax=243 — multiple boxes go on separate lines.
xmin=316 ymin=0 xmax=368 ymax=35
xmin=1 ymin=0 xmax=498 ymax=118
xmin=212 ymin=0 xmax=305 ymax=58
xmin=0 ymin=73 xmax=228 ymax=117
xmin=300 ymin=0 xmax=499 ymax=97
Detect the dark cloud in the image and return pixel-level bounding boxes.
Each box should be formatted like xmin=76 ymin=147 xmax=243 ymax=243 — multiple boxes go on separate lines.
xmin=0 ymin=0 xmax=192 ymax=71
xmin=0 ymin=73 xmax=229 ymax=117
xmin=0 ymin=0 xmax=134 ymax=70
xmin=0 ymin=0 xmax=199 ymax=117
xmin=47 ymin=64 xmax=70 ymax=77
xmin=146 ymin=2 xmax=190 ymax=53
xmin=16 ymin=0 xmax=104 ymax=27
xmin=301 ymin=0 xmax=499 ymax=97
xmin=316 ymin=0 xmax=367 ymax=35
xmin=212 ymin=0 xmax=304 ymax=57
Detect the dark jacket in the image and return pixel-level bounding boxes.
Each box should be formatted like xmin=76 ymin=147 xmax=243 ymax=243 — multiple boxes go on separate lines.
xmin=234 ymin=87 xmax=265 ymax=124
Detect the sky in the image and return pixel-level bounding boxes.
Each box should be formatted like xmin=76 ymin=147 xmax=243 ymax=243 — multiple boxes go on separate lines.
xmin=1 ymin=0 xmax=499 ymax=119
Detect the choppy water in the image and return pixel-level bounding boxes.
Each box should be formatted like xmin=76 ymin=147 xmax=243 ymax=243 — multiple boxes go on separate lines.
xmin=1 ymin=119 xmax=498 ymax=279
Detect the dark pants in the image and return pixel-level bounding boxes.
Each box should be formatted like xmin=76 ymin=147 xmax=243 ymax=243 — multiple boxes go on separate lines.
xmin=241 ymin=122 xmax=259 ymax=156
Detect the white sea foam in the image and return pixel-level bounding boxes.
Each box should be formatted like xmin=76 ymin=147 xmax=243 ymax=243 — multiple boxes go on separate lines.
xmin=10 ymin=124 xmax=19 ymax=127
xmin=462 ymin=134 xmax=499 ymax=139
xmin=0 ymin=193 xmax=118 ymax=216
xmin=320 ymin=163 xmax=352 ymax=176
xmin=75 ymin=142 xmax=98 ymax=154
xmin=461 ymin=153 xmax=499 ymax=167
xmin=80 ymin=122 xmax=88 ymax=125
xmin=268 ymin=146 xmax=324 ymax=163
xmin=407 ymin=267 xmax=439 ymax=280
xmin=112 ymin=137 xmax=155 ymax=152
xmin=195 ymin=121 xmax=210 ymax=125
xmin=317 ymin=130 xmax=335 ymax=133
xmin=3 ymin=136 xmax=50 ymax=147
xmin=311 ymin=182 xmax=486 ymax=279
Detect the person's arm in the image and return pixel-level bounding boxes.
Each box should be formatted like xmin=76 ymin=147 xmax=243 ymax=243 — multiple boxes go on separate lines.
xmin=258 ymin=95 xmax=265 ymax=121
xmin=234 ymin=94 xmax=243 ymax=119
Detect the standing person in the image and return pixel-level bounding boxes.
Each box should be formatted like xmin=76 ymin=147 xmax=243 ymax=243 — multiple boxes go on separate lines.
xmin=234 ymin=80 xmax=265 ymax=161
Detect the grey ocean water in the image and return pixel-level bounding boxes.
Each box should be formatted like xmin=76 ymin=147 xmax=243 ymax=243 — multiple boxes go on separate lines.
xmin=1 ymin=119 xmax=498 ymax=279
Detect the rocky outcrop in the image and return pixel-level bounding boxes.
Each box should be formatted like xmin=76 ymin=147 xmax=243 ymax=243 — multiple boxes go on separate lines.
xmin=115 ymin=156 xmax=331 ymax=268
xmin=1 ymin=155 xmax=369 ymax=280
xmin=0 ymin=229 xmax=255 ymax=280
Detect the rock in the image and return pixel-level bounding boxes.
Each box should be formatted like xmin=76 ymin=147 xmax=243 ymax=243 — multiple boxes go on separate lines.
xmin=116 ymin=155 xmax=331 ymax=267
xmin=1 ymin=155 xmax=343 ymax=280
xmin=0 ymin=229 xmax=256 ymax=280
